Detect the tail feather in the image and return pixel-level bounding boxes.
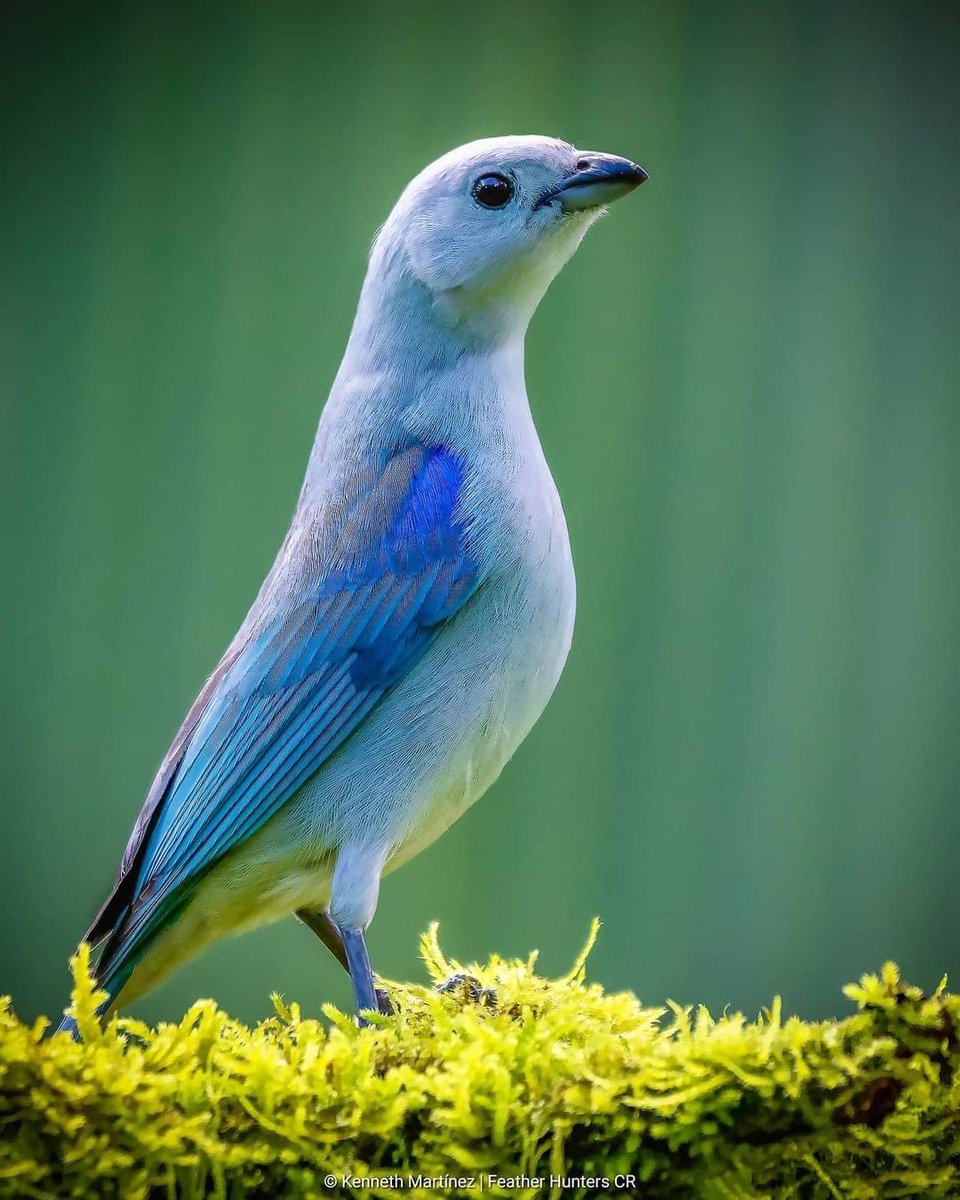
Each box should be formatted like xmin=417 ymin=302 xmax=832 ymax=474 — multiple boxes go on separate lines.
xmin=55 ymin=1014 xmax=81 ymax=1040
xmin=53 ymin=991 xmax=112 ymax=1041
xmin=52 ymin=933 xmax=132 ymax=1041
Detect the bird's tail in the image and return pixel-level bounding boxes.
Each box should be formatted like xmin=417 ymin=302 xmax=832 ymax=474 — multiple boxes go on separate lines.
xmin=55 ymin=1013 xmax=82 ymax=1039
xmin=52 ymin=942 xmax=134 ymax=1041
xmin=53 ymin=985 xmax=112 ymax=1041
xmin=53 ymin=877 xmax=195 ymax=1040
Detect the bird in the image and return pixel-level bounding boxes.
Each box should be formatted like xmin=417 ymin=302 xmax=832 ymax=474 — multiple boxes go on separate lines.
xmin=57 ymin=135 xmax=646 ymax=1034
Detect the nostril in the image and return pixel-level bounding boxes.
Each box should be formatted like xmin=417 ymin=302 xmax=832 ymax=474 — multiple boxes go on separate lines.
xmin=575 ymin=157 xmax=593 ymax=172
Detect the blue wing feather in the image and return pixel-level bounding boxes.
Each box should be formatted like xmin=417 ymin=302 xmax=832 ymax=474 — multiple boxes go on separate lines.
xmin=96 ymin=444 xmax=479 ymax=986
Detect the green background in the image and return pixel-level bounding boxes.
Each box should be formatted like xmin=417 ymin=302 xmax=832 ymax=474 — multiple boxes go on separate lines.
xmin=2 ymin=1 xmax=958 ymax=1026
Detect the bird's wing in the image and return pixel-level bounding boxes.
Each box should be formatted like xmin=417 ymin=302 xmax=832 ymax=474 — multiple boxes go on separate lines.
xmin=95 ymin=443 xmax=481 ymax=983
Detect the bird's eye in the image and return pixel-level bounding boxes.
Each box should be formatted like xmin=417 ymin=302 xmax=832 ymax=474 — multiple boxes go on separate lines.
xmin=472 ymin=173 xmax=514 ymax=209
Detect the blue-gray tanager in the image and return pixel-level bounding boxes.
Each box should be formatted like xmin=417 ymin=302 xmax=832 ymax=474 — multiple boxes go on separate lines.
xmin=58 ymin=136 xmax=646 ymax=1032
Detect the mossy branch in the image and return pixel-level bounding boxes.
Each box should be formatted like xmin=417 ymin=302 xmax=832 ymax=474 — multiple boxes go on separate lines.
xmin=1 ymin=928 xmax=958 ymax=1198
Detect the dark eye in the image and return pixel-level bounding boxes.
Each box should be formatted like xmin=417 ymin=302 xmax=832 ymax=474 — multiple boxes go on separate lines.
xmin=472 ymin=173 xmax=514 ymax=209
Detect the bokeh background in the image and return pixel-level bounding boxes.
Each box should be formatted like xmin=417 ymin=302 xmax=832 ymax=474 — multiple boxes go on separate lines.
xmin=2 ymin=0 xmax=958 ymax=1026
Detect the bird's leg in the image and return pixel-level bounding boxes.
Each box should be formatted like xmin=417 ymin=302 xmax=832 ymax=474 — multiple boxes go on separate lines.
xmin=325 ymin=841 xmax=394 ymax=1019
xmin=298 ymin=906 xmax=393 ymax=1018
xmin=340 ymin=926 xmax=381 ymax=1024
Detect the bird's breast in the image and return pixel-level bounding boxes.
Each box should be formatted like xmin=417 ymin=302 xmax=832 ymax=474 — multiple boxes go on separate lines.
xmin=266 ymin=414 xmax=578 ymax=871
xmin=381 ymin=457 xmax=576 ymax=873
xmin=467 ymin=437 xmax=577 ymax=724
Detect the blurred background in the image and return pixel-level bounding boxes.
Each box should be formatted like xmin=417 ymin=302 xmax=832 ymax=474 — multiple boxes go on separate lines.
xmin=2 ymin=0 xmax=958 ymax=1026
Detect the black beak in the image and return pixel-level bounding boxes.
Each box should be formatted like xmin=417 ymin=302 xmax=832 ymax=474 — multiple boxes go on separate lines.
xmin=547 ymin=152 xmax=648 ymax=212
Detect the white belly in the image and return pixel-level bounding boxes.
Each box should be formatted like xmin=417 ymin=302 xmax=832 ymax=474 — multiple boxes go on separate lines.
xmin=383 ymin=458 xmax=577 ymax=870
xmin=387 ymin=536 xmax=576 ymax=873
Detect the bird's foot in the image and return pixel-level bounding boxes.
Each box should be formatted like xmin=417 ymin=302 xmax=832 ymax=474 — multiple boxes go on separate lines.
xmin=355 ymin=988 xmax=395 ymax=1027
xmin=436 ymin=972 xmax=498 ymax=1010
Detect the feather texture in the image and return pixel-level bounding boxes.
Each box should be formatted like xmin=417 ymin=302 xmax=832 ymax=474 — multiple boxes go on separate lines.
xmin=57 ymin=135 xmax=622 ymax=1028
xmin=93 ymin=444 xmax=480 ymax=990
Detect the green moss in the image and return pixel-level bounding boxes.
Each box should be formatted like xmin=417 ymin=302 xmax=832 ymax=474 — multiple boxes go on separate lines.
xmin=1 ymin=925 xmax=958 ymax=1199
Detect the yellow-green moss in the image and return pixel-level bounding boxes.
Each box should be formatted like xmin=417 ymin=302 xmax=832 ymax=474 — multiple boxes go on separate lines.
xmin=1 ymin=925 xmax=958 ymax=1199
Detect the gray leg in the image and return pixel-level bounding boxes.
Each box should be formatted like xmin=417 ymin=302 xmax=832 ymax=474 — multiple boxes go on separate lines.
xmin=298 ymin=907 xmax=393 ymax=1018
xmin=325 ymin=842 xmax=394 ymax=1020
xmin=341 ymin=926 xmax=379 ymax=1023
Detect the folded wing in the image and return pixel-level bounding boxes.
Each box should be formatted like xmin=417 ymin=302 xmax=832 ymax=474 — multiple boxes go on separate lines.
xmin=91 ymin=443 xmax=480 ymax=991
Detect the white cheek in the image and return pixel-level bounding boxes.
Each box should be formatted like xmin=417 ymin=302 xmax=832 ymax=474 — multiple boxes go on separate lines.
xmin=405 ymin=196 xmax=511 ymax=291
xmin=405 ymin=203 xmax=598 ymax=314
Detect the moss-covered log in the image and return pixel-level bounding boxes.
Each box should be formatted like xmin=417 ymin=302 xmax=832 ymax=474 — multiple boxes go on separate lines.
xmin=1 ymin=925 xmax=957 ymax=1198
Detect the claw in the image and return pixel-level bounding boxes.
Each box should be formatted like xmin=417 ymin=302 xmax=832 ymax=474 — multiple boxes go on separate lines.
xmin=436 ymin=972 xmax=498 ymax=1009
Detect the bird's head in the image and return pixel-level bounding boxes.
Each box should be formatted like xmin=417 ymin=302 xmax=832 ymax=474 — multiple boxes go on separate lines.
xmin=365 ymin=136 xmax=647 ymax=344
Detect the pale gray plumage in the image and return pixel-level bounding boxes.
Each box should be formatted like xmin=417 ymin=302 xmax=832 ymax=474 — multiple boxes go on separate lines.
xmin=58 ymin=135 xmax=646 ymax=1031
